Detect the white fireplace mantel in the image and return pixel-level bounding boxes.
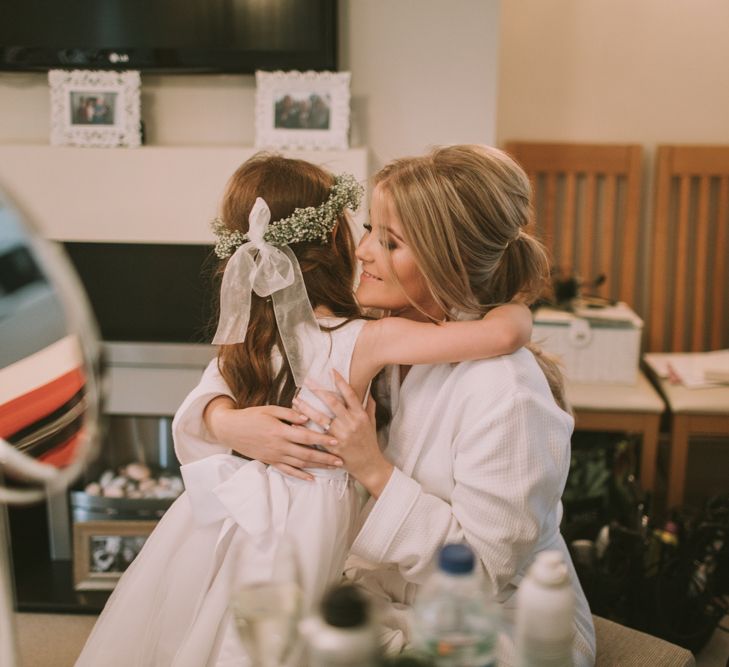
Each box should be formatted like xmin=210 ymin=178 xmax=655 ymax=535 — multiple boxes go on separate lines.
xmin=0 ymin=144 xmax=369 ymax=243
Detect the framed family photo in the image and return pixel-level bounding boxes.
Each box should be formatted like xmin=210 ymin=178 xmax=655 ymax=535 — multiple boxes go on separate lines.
xmin=73 ymin=519 xmax=155 ymax=591
xmin=49 ymin=69 xmax=142 ymax=148
xmin=255 ymin=70 xmax=351 ymax=150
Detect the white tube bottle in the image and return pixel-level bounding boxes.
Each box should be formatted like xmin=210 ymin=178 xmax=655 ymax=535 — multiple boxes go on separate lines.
xmin=515 ymin=550 xmax=575 ymax=667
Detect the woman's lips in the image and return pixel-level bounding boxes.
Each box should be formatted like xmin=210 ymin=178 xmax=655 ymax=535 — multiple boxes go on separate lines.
xmin=360 ymin=270 xmax=382 ymax=282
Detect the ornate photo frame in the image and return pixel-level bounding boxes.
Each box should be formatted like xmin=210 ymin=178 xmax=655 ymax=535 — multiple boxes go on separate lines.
xmin=255 ymin=70 xmax=351 ymax=150
xmin=73 ymin=519 xmax=155 ymax=590
xmin=49 ymin=70 xmax=142 ymax=148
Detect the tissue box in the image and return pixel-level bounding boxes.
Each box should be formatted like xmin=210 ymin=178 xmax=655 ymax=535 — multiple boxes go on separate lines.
xmin=532 ymin=302 xmax=643 ymax=384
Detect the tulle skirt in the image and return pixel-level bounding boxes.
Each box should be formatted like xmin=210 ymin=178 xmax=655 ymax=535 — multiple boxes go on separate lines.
xmin=75 ymin=455 xmax=359 ymax=667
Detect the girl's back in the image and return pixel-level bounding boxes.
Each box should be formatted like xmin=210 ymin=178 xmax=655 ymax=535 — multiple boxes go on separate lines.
xmin=76 ymin=318 xmax=368 ymax=667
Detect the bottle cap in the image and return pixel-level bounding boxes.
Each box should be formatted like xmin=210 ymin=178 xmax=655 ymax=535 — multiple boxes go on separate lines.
xmin=529 ymin=550 xmax=569 ymax=586
xmin=321 ymin=584 xmax=369 ymax=628
xmin=438 ymin=543 xmax=475 ymax=575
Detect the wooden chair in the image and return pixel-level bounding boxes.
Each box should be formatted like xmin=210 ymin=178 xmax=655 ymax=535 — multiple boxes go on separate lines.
xmin=647 ymin=145 xmax=729 ymax=508
xmin=504 ymin=141 xmax=643 ymax=307
xmin=505 ymin=141 xmax=665 ymax=496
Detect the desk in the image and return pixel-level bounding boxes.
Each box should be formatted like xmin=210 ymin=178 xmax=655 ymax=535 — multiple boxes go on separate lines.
xmin=565 ymin=372 xmax=665 ymax=495
xmin=650 ymin=379 xmax=729 ymax=508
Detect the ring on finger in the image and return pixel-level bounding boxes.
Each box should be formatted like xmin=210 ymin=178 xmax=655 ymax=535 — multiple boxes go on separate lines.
xmin=322 ymin=418 xmax=334 ymax=434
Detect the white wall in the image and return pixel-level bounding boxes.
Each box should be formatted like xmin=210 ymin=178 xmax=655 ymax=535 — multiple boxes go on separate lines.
xmin=497 ymin=0 xmax=729 ymax=315
xmin=0 ymin=1 xmax=500 ymax=173
xmin=343 ymin=0 xmax=500 ymax=170
xmin=497 ymin=1 xmax=729 ymax=147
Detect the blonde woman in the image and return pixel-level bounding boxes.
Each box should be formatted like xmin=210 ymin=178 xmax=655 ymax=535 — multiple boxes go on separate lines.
xmin=175 ymin=145 xmax=596 ymax=666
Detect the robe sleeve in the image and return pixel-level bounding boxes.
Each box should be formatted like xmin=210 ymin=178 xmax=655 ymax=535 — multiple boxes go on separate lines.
xmin=172 ymin=359 xmax=234 ymax=465
xmin=350 ymin=389 xmax=570 ymax=596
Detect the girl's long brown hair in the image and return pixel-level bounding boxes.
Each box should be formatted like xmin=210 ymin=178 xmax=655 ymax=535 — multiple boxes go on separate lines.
xmin=215 ymin=154 xmax=361 ymax=409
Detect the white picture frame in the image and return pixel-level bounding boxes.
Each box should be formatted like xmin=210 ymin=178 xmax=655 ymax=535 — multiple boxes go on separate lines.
xmin=73 ymin=520 xmax=155 ymax=591
xmin=255 ymin=70 xmax=351 ymax=151
xmin=49 ymin=70 xmax=142 ymax=148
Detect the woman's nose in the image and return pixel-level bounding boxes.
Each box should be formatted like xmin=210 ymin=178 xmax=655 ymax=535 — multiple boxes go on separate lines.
xmin=355 ymin=233 xmax=371 ymax=262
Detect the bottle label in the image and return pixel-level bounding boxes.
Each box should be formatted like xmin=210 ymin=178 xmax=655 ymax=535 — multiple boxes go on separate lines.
xmin=423 ymin=636 xmax=496 ymax=667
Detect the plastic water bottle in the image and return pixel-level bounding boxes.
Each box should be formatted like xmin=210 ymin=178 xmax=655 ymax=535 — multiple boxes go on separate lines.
xmin=412 ymin=543 xmax=498 ymax=667
xmin=515 ymin=550 xmax=575 ymax=667
xmin=300 ymin=584 xmax=381 ymax=667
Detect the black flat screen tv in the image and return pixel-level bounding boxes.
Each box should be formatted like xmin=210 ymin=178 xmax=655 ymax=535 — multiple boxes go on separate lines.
xmin=0 ymin=0 xmax=337 ymax=74
xmin=62 ymin=242 xmax=217 ymax=344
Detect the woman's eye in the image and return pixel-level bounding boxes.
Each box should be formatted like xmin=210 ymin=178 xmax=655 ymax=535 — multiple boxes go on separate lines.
xmin=363 ymin=223 xmax=396 ymax=250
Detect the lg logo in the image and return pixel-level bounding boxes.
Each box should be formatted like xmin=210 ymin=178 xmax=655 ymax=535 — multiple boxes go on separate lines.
xmin=109 ymin=53 xmax=130 ymax=63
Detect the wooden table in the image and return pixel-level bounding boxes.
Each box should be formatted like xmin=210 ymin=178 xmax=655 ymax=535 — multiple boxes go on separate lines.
xmin=650 ymin=378 xmax=729 ymax=508
xmin=565 ymin=372 xmax=665 ymax=495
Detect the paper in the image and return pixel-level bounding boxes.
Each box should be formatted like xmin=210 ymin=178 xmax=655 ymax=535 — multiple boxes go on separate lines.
xmin=643 ymin=350 xmax=729 ymax=389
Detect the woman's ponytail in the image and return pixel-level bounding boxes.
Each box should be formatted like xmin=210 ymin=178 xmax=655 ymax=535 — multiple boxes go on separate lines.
xmin=485 ymin=231 xmax=551 ymax=306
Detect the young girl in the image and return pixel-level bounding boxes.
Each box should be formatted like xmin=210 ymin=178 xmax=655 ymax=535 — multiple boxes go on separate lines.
xmin=75 ymin=153 xmax=531 ymax=667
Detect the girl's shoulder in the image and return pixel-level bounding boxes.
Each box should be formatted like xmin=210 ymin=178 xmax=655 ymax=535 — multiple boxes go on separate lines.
xmin=319 ymin=316 xmax=368 ymax=337
xmin=317 ymin=316 xmax=368 ymax=359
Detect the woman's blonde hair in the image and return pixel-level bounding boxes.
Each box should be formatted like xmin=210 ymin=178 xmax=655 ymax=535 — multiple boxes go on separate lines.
xmin=375 ymin=144 xmax=567 ymax=410
xmin=375 ymin=144 xmax=550 ymax=314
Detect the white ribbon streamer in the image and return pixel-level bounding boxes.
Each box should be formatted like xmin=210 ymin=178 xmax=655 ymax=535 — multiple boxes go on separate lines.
xmin=212 ymin=197 xmax=322 ymax=387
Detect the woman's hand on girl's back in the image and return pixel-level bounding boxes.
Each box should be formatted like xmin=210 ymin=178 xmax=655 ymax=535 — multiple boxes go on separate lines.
xmin=203 ymin=396 xmax=344 ymax=481
xmin=293 ymin=371 xmax=394 ymax=497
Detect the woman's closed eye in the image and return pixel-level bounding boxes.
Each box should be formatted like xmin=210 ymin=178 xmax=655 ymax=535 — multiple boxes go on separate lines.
xmin=363 ymin=223 xmax=397 ymax=250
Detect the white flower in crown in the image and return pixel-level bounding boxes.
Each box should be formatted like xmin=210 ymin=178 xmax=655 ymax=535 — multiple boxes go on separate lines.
xmin=211 ymin=218 xmax=245 ymax=259
xmin=212 ymin=173 xmax=364 ymax=258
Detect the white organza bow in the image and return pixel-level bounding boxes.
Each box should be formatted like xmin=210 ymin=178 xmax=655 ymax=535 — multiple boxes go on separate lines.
xmin=212 ymin=197 xmax=322 ymax=387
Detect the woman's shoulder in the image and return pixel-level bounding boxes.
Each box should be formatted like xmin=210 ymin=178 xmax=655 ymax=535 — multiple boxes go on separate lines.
xmin=444 ymin=348 xmax=564 ymax=411
xmin=450 ymin=347 xmax=535 ymax=384
xmin=438 ymin=358 xmax=573 ymax=439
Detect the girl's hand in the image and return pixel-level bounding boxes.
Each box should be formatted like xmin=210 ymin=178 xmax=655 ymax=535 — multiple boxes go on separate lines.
xmin=292 ymin=371 xmax=394 ymax=497
xmin=203 ymin=397 xmax=343 ymax=481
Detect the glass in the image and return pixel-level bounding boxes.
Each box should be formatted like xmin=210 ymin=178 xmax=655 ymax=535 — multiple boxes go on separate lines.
xmin=0 ymin=186 xmax=104 ymax=666
xmin=230 ymin=535 xmax=303 ymax=667
xmin=0 ymin=187 xmax=104 ymax=504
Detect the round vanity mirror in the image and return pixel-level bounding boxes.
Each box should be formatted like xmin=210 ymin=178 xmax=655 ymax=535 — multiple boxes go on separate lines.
xmin=0 ymin=188 xmax=103 ymax=503
xmin=0 ymin=188 xmax=104 ymax=667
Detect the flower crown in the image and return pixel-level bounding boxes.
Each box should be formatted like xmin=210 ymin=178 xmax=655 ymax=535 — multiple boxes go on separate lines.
xmin=212 ymin=173 xmax=364 ymax=259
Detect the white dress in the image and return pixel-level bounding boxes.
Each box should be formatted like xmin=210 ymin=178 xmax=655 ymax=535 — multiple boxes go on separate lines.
xmin=159 ymin=348 xmax=597 ymax=667
xmin=75 ymin=318 xmax=366 ymax=667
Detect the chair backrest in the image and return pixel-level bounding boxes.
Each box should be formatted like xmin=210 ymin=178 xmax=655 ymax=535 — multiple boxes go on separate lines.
xmin=504 ymin=142 xmax=643 ymax=307
xmin=649 ymin=145 xmax=729 ymax=352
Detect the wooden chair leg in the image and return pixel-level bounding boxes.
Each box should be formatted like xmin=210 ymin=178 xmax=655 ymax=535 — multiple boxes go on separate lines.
xmin=667 ymin=415 xmax=690 ymax=509
xmin=639 ymin=415 xmax=660 ymax=496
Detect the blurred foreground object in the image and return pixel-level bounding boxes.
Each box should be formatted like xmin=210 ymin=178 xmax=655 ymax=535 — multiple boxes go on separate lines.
xmin=412 ymin=543 xmax=498 ymax=667
xmin=0 ymin=187 xmax=104 ymax=665
xmin=300 ymin=584 xmax=381 ymax=667
xmin=515 ymin=550 xmax=575 ymax=667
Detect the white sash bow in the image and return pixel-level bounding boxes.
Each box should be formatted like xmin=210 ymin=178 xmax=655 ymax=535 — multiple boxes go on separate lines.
xmin=212 ymin=197 xmax=322 ymax=387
